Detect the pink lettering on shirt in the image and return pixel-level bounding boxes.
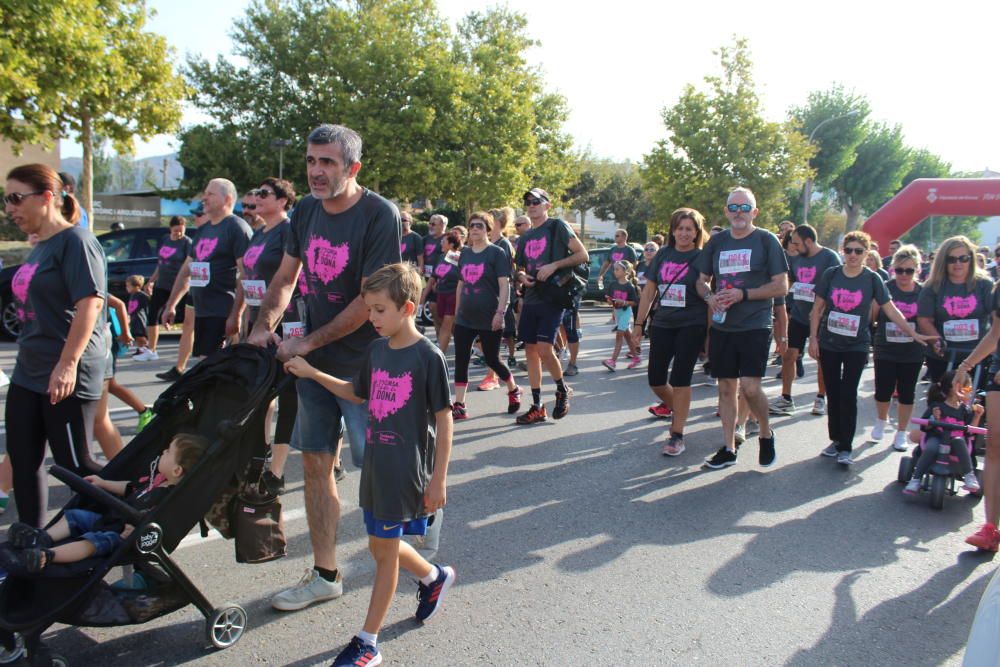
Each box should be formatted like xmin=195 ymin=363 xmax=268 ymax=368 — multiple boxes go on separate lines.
xmin=660 ymin=261 xmax=689 ymax=284
xmin=943 ymin=294 xmax=977 ymax=318
xmin=461 ymin=263 xmax=484 ymax=285
xmin=194 ymin=237 xmax=218 ymax=261
xmin=830 ymin=288 xmax=863 ymax=311
xmin=368 ymin=369 xmax=413 ymax=422
xmin=305 ymin=236 xmax=350 ymax=284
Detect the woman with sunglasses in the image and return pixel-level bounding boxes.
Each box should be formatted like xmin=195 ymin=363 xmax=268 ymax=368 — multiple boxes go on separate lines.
xmin=870 ymin=244 xmax=925 ymax=452
xmin=422 ymin=230 xmax=463 ymax=354
xmin=3 ymin=164 xmax=106 ymax=528
xmin=917 ymin=235 xmax=995 ymax=384
xmin=811 ymin=232 xmax=933 ymax=465
xmin=450 ymin=212 xmax=521 ymax=419
xmin=635 ymin=241 xmax=659 ymax=345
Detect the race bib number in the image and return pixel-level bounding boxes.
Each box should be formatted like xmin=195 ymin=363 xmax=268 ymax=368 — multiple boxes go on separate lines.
xmin=189 ymin=262 xmax=210 ymax=287
xmin=885 ymin=322 xmax=911 ymax=343
xmin=424 ymin=265 xmax=433 ymax=277
xmin=659 ymin=284 xmax=686 ymax=308
xmin=791 ymin=281 xmax=816 ymax=303
xmin=638 ymin=275 xmax=648 ymax=287
xmin=241 ymin=279 xmax=266 ymax=307
xmin=943 ymin=318 xmax=979 ymax=342
xmin=827 ymin=311 xmax=861 ymax=338
xmin=718 ymin=249 xmax=752 ymax=275
xmin=282 ymin=321 xmax=306 ymax=339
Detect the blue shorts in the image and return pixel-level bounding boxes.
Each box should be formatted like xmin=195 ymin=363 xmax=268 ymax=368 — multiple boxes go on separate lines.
xmin=291 ymin=377 xmax=368 ymax=467
xmin=518 ymin=301 xmax=564 ymax=345
xmin=614 ymin=307 xmax=633 ymax=332
xmin=64 ymin=508 xmax=122 ymax=556
xmin=363 ymin=509 xmax=429 ymax=539
xmin=561 ymin=308 xmax=582 ymax=344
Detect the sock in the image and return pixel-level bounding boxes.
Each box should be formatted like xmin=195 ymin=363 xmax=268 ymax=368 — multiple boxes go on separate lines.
xmin=781 ymin=394 xmax=791 ymax=402
xmin=877 ymin=418 xmax=887 ymax=427
xmin=358 ymin=630 xmax=378 ymax=647
xmin=555 ymin=378 xmax=567 ymax=394
xmin=670 ymin=431 xmax=684 ymax=440
xmin=314 ymin=566 xmax=339 ymax=582
xmin=531 ymin=388 xmax=541 ymax=407
xmin=419 ymin=565 xmax=439 ymax=585
xmin=816 ymin=394 xmax=825 ymax=399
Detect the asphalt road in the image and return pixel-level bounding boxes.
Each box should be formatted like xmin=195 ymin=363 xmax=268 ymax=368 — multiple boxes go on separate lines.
xmin=0 ymin=309 xmax=993 ymax=666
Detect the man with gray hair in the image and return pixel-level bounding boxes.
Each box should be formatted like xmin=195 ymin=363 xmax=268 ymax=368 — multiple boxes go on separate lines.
xmin=162 ymin=178 xmax=253 ymax=360
xmin=248 ymin=123 xmax=401 ymax=611
xmin=694 ymin=186 xmax=789 ymax=470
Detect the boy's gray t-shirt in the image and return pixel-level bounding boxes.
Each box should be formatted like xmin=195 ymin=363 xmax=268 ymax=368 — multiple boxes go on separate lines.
xmin=354 ymin=336 xmax=452 ymax=522
xmin=695 ymin=227 xmax=788 ymax=332
xmin=815 ymin=266 xmax=890 ymax=352
xmin=644 ymin=246 xmax=707 ymax=329
xmin=155 ymin=234 xmax=192 ymax=290
xmin=12 ymin=226 xmax=107 ymax=400
xmin=455 ymin=244 xmax=511 ymax=330
xmin=788 ymin=247 xmax=842 ymax=325
xmin=188 ymin=215 xmax=253 ymax=317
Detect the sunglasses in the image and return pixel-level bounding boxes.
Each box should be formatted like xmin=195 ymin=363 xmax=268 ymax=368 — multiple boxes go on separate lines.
xmin=243 ymin=203 xmax=257 ymax=211
xmin=894 ymin=267 xmax=916 ymax=275
xmin=515 ymin=222 xmax=528 ymax=227
xmin=644 ymin=247 xmax=656 ymax=253
xmin=3 ymin=190 xmax=46 ymax=206
xmin=727 ymin=203 xmax=753 ymax=213
xmin=524 ymin=197 xmax=544 ymax=206
xmin=254 ymin=189 xmax=274 ymax=199
xmin=946 ymin=254 xmax=971 ymax=264
xmin=469 ymin=222 xmax=486 ymax=230
xmin=843 ymin=247 xmax=866 ymax=255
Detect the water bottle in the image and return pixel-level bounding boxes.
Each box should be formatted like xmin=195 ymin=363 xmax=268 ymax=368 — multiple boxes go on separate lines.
xmin=712 ymin=309 xmax=727 ymax=324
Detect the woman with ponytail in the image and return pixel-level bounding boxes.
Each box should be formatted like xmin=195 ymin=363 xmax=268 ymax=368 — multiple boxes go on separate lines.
xmin=3 ymin=164 xmax=106 ymax=527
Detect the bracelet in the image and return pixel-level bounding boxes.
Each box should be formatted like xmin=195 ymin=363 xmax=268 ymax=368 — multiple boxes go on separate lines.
xmin=634 ymin=322 xmax=644 ymax=328
xmin=741 ymin=287 xmax=749 ymax=302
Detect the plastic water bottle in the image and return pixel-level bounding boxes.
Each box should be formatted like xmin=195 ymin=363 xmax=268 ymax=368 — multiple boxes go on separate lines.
xmin=712 ymin=309 xmax=727 ymax=324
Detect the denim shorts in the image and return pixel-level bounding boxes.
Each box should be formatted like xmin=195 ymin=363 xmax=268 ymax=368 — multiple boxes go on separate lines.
xmin=291 ymin=376 xmax=368 ymax=467
xmin=64 ymin=508 xmax=122 ymax=557
xmin=363 ymin=509 xmax=428 ymax=539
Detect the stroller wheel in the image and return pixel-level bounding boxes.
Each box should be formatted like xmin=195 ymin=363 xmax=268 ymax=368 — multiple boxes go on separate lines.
xmin=29 ymin=645 xmax=66 ymax=667
xmin=207 ymin=604 xmax=247 ymax=649
xmin=0 ymin=633 xmax=23 ymax=664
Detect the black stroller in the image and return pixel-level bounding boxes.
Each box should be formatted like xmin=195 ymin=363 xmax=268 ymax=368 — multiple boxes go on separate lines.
xmin=0 ymin=345 xmax=285 ymax=665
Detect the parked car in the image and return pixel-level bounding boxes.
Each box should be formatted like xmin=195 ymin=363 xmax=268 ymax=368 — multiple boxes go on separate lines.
xmin=584 ymin=247 xmax=610 ymax=300
xmin=0 ymin=226 xmax=178 ymax=339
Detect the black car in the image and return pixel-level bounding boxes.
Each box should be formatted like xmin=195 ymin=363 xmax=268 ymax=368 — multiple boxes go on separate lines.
xmin=584 ymin=247 xmax=610 ymax=300
xmin=0 ymin=226 xmax=176 ymax=339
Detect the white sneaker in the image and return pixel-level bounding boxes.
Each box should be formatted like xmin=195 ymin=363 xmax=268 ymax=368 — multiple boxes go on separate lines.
xmin=734 ymin=424 xmax=746 ymax=445
xmin=964 ymin=472 xmax=982 ymax=493
xmin=811 ymin=396 xmax=826 ymax=416
xmin=870 ymin=421 xmax=886 ymax=442
xmin=133 ymin=348 xmax=159 ymax=361
xmin=271 ymin=568 xmax=343 ymax=611
xmin=892 ymin=431 xmax=908 ymax=452
xmin=746 ymin=420 xmax=761 ymax=438
xmin=768 ymin=396 xmax=794 ymax=415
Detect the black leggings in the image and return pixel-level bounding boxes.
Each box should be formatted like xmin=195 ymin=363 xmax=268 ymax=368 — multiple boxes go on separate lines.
xmin=873 ymin=358 xmax=922 ymax=404
xmin=5 ymin=383 xmax=101 ymax=527
xmin=648 ymin=325 xmax=707 ymax=388
xmin=453 ymin=325 xmax=511 ymax=386
xmin=819 ymin=348 xmax=868 ymax=453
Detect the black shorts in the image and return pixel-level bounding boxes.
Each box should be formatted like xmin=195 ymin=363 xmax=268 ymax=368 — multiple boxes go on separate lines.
xmin=193 ymin=316 xmax=228 ymax=357
xmin=148 ymin=287 xmax=188 ymax=325
xmin=648 ymin=325 xmax=707 ymax=388
xmin=518 ymin=301 xmax=564 ymax=345
xmin=709 ymin=328 xmax=771 ymax=379
xmin=788 ymin=318 xmax=810 ymax=351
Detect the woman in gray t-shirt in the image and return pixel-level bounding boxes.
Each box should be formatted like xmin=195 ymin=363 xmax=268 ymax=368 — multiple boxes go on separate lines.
xmin=3 ymin=164 xmax=106 ymax=528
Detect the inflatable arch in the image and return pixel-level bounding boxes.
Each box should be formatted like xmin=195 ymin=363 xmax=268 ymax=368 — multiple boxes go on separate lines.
xmin=861 ymin=178 xmax=1000 ymax=250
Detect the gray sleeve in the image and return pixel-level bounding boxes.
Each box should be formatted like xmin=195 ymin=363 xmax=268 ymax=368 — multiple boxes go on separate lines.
xmin=64 ymin=233 xmax=107 ymax=304
xmin=285 ymin=203 xmax=306 ymax=259
xmin=425 ymin=346 xmax=452 ymax=413
xmin=694 ymin=237 xmax=715 ymax=276
xmin=362 ymin=202 xmax=402 ymax=279
xmin=493 ymin=247 xmax=511 ymax=278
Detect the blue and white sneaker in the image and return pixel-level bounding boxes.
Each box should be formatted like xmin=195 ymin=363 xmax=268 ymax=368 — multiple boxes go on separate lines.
xmin=331 ymin=636 xmax=381 ymax=667
xmin=415 ymin=564 xmax=455 ymax=622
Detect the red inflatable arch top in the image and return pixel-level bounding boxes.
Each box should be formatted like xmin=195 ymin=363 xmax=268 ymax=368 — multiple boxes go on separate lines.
xmin=861 ymin=178 xmax=1000 ymax=250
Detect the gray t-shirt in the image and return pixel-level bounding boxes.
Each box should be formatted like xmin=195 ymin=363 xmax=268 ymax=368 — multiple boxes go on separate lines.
xmin=243 ymin=221 xmax=298 ymax=324
xmin=917 ymin=276 xmax=994 ymax=349
xmin=645 ymin=247 xmax=707 ymax=330
xmin=12 ymin=226 xmax=107 ymax=400
xmin=874 ymin=280 xmax=923 ymax=364
xmin=815 ymin=266 xmax=889 ymax=353
xmin=694 ymin=227 xmax=789 ymax=332
xmin=514 ymin=218 xmax=578 ymax=306
xmin=188 ymin=215 xmax=253 ymax=318
xmin=788 ymin=247 xmax=842 ymax=325
xmin=155 ymin=234 xmax=192 ymax=290
xmin=432 ymin=252 xmax=461 ymax=295
xmin=285 ymin=190 xmax=401 ymax=377
xmin=422 ymin=233 xmax=444 ymax=277
xmin=607 ymin=244 xmax=638 ymax=267
xmin=354 ymin=336 xmax=451 ymax=522
xmin=400 ymin=231 xmax=422 ymax=266
xmin=456 ymin=244 xmax=511 ymax=330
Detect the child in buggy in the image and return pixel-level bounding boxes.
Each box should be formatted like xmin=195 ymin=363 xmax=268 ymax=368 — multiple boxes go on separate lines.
xmin=0 ymin=433 xmax=208 ymax=575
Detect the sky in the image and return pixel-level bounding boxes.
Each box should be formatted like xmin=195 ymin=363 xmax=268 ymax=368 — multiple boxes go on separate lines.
xmin=62 ymin=0 xmax=1000 ymax=174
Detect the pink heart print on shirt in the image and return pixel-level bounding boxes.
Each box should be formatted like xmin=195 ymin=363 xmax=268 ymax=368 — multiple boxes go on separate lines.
xmin=524 ymin=238 xmax=547 ymax=260
xmin=796 ymin=266 xmax=816 ymax=283
xmin=158 ymin=245 xmax=176 ymax=261
xmin=305 ymin=236 xmax=350 ymax=284
xmin=242 ymin=243 xmax=264 ymax=272
xmin=127 ymin=298 xmax=139 ymax=315
xmin=194 ymin=237 xmax=218 ymax=261
xmin=400 ymin=242 xmax=407 ymax=254
xmin=612 ymin=289 xmax=628 ymax=301
xmin=943 ymin=294 xmax=977 ymax=318
xmin=660 ymin=261 xmax=689 ymax=284
xmin=611 ymin=250 xmax=625 ymax=263
xmin=11 ymin=262 xmax=38 ymax=305
xmin=461 ymin=263 xmax=484 ymax=285
xmin=830 ymin=288 xmax=863 ymax=312
xmin=424 ymin=243 xmax=435 ymax=257
xmin=435 ymin=262 xmax=451 ymax=278
xmin=368 ymin=369 xmax=413 ymax=422
xmin=895 ymin=301 xmax=918 ymax=319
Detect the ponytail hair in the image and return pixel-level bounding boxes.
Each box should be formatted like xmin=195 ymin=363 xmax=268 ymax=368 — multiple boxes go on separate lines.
xmin=7 ymin=163 xmax=81 ymax=225
xmin=927 ymin=370 xmax=955 ymax=405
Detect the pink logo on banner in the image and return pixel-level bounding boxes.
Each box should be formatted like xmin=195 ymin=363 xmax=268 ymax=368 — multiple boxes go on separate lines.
xmin=524 ymin=238 xmax=547 ymax=260
xmin=830 ymin=288 xmax=863 ymax=312
xmin=305 ymin=236 xmax=349 ymax=284
xmin=660 ymin=262 xmax=689 ymax=283
xmin=158 ymin=245 xmax=176 ymax=260
xmin=242 ymin=244 xmax=264 ymax=271
xmin=943 ymin=294 xmax=977 ymax=318
xmin=435 ymin=263 xmax=451 ymax=278
xmin=796 ymin=266 xmax=816 ymax=283
xmin=461 ymin=263 xmax=484 ymax=285
xmin=128 ymin=298 xmax=139 ymax=315
xmin=895 ymin=301 xmax=918 ymax=319
xmin=194 ymin=237 xmax=218 ymax=261
xmin=12 ymin=262 xmax=38 ymax=305
xmin=368 ymin=369 xmax=413 ymax=422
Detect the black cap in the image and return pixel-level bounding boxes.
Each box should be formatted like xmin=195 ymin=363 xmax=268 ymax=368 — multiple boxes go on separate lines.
xmin=523 ymin=188 xmax=550 ymax=203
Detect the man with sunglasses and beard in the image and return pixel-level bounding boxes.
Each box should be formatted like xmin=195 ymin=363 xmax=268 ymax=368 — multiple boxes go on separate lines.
xmin=695 ymin=187 xmax=788 ymax=470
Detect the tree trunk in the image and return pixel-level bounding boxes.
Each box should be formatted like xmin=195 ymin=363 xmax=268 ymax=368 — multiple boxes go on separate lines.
xmin=844 ymin=203 xmax=862 ymax=232
xmin=80 ymin=113 xmax=93 ymax=225
xmin=578 ymin=208 xmax=587 ymax=241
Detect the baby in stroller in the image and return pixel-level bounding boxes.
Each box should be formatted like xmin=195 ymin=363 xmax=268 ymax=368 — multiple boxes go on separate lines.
xmin=0 ymin=433 xmax=209 ymax=575
xmin=904 ymin=370 xmax=983 ymax=495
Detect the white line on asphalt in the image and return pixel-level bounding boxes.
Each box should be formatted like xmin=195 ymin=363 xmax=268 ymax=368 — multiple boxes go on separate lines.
xmin=176 ymin=507 xmax=307 ymax=550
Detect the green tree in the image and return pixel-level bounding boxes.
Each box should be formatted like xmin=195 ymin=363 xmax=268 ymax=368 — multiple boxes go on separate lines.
xmin=593 ymin=166 xmax=655 ymax=241
xmin=832 ymin=122 xmax=912 ymax=231
xmin=789 ymin=86 xmax=869 ymax=187
xmin=642 ymin=38 xmax=813 ymax=227
xmin=0 ymin=0 xmax=187 ymax=218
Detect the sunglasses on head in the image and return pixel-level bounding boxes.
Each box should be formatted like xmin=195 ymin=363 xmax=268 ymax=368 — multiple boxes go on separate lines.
xmin=946 ymin=254 xmax=971 ymax=264
xmin=524 ymin=197 xmax=544 ymax=206
xmin=727 ymin=203 xmax=753 ymax=213
xmin=843 ymin=247 xmax=866 ymax=255
xmin=894 ymin=267 xmax=915 ymax=275
xmin=3 ymin=190 xmax=46 ymax=206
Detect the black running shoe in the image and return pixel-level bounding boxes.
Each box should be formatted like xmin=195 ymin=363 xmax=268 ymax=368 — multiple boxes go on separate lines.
xmin=759 ymin=430 xmax=776 ymax=467
xmin=704 ymin=446 xmax=737 ymax=469
xmin=156 ymin=367 xmax=182 ymax=382
xmin=8 ymin=522 xmax=52 ymax=549
xmin=552 ymin=389 xmax=570 ymax=419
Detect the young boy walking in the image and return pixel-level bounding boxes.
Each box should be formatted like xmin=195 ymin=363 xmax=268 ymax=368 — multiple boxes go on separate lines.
xmin=284 ymin=263 xmax=455 ymax=667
